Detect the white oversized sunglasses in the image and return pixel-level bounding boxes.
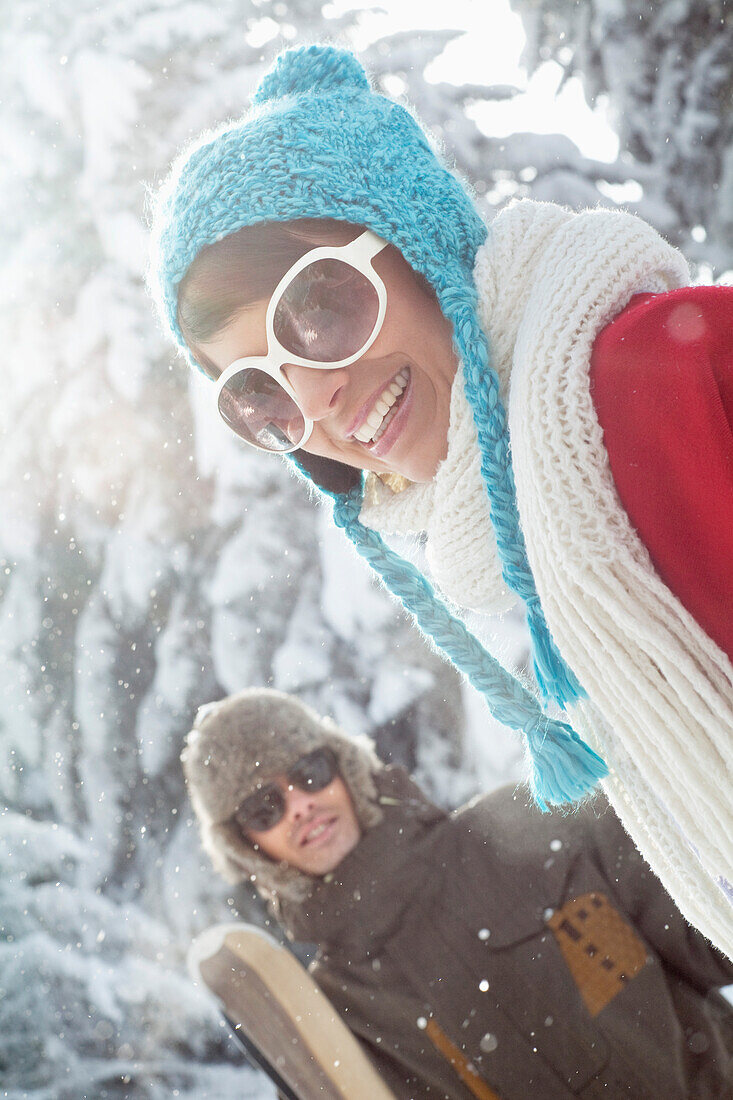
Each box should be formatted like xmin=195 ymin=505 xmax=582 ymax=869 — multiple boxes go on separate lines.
xmin=214 ymin=229 xmax=389 ymax=453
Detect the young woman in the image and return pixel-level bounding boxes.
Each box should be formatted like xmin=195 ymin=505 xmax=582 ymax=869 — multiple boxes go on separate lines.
xmin=149 ymin=45 xmax=733 ymax=955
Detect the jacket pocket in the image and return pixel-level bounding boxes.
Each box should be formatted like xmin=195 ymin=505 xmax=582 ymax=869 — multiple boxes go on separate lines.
xmin=546 ymin=892 xmax=649 ymax=1018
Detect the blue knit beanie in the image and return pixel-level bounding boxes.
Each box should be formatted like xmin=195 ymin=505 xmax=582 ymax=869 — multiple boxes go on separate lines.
xmin=150 ymin=44 xmax=607 ymax=809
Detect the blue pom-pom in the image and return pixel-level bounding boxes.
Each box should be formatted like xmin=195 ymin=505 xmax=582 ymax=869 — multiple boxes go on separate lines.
xmin=252 ymin=45 xmax=370 ymax=105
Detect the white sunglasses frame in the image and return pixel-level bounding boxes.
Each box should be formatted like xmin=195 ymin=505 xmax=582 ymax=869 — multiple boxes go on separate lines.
xmin=215 ymin=228 xmax=389 ymax=453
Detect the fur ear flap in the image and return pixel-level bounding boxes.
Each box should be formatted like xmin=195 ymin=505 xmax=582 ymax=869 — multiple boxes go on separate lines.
xmin=202 ymin=819 xmax=252 ymax=885
xmin=252 ymin=45 xmax=370 ymax=105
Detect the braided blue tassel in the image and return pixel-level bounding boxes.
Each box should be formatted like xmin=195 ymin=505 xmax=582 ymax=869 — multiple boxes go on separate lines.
xmin=525 ymin=597 xmax=585 ymax=708
xmin=521 ymin=714 xmax=605 ymax=812
xmin=452 ymin=294 xmax=586 ymax=709
xmin=332 ymin=487 xmax=607 ymax=810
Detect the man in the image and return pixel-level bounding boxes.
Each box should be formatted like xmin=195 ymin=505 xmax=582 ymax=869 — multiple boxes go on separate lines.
xmin=183 ymin=688 xmax=733 ymax=1099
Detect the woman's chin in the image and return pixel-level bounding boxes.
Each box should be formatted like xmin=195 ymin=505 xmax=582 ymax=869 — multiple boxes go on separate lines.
xmin=369 ymin=446 xmax=441 ymax=484
xmin=380 ymin=431 xmax=445 ymax=482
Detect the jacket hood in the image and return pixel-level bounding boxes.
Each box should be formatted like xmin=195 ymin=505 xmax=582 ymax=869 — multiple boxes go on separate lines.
xmin=182 ymin=688 xmax=384 ymax=905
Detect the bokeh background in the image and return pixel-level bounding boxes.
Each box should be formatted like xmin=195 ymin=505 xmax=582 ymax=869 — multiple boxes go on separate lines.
xmin=2 ymin=1 xmax=731 ymax=1096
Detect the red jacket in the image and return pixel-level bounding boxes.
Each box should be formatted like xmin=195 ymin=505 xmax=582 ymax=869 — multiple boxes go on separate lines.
xmin=590 ymin=285 xmax=733 ymax=663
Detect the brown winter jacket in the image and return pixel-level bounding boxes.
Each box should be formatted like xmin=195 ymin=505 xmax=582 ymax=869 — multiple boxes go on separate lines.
xmin=279 ymin=768 xmax=733 ymax=1099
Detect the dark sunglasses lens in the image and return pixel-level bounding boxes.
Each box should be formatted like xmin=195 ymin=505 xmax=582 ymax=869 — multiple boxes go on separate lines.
xmin=236 ymin=785 xmax=285 ymax=833
xmin=274 ymin=258 xmax=379 ymax=362
xmin=288 ymin=748 xmax=337 ymax=793
xmin=218 ymin=368 xmax=305 ymax=452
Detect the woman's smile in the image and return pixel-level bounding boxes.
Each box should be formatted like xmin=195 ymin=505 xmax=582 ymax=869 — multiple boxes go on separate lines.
xmin=286 ymin=352 xmax=443 ymax=481
xmin=350 ymin=367 xmax=410 ymax=445
xmin=298 ymin=814 xmax=338 ymax=848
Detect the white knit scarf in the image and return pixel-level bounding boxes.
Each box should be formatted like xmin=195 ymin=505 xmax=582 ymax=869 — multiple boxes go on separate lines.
xmin=360 ymin=199 xmax=733 ymax=957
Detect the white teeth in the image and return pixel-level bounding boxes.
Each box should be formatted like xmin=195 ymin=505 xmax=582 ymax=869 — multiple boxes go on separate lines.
xmin=354 ymin=370 xmax=409 ymax=445
xmin=306 ymin=822 xmax=327 ymax=842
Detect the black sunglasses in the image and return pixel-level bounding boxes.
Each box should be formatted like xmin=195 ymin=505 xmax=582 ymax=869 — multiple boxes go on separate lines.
xmin=234 ymin=747 xmax=339 ymax=834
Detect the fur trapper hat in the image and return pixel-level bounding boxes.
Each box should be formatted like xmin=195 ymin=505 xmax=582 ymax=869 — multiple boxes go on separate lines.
xmin=182 ymin=688 xmax=384 ymax=904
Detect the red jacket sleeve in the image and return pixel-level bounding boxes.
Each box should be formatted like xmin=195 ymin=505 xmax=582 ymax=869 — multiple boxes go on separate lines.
xmin=590 ymin=285 xmax=733 ymax=664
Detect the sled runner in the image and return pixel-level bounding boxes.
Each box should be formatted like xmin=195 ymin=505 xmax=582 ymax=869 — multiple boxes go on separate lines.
xmin=188 ymin=922 xmax=396 ymax=1100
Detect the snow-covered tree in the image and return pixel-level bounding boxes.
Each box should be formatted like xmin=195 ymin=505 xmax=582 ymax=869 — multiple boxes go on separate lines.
xmin=11 ymin=1 xmax=729 ymax=1093
xmin=1 ymin=3 xmax=527 ymax=1096
xmin=508 ymin=0 xmax=733 ymax=273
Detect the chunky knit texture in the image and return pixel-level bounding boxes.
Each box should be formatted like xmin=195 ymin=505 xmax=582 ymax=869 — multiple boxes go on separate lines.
xmin=149 ymin=46 xmax=487 ymax=368
xmin=360 ymin=200 xmax=572 ymax=615
xmin=330 ymin=488 xmax=606 ymax=811
xmin=364 ymin=198 xmax=733 ymax=956
xmin=150 ymin=44 xmax=605 ymax=809
xmin=505 ymin=204 xmax=733 ymax=955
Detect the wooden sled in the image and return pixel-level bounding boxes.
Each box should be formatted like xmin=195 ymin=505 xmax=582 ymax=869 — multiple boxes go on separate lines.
xmin=189 ymin=922 xmax=397 ymax=1100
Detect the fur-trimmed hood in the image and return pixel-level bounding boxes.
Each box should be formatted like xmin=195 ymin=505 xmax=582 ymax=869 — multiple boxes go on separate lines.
xmin=182 ymin=688 xmax=384 ymax=905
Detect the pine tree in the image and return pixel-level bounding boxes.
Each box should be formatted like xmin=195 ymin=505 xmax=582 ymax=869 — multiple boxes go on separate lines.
xmin=1 ymin=3 xmax=527 ymax=1095
xmin=508 ymin=0 xmax=733 ymax=274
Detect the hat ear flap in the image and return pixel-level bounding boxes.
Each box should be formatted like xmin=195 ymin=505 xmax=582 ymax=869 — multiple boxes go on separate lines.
xmin=291 ymin=450 xmax=362 ymax=496
xmin=253 ymin=45 xmax=370 ymax=105
xmin=204 ymin=818 xmax=254 ymax=884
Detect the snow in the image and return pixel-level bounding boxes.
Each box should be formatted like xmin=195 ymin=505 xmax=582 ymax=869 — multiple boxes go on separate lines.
xmin=2 ymin=0 xmax=730 ymax=1095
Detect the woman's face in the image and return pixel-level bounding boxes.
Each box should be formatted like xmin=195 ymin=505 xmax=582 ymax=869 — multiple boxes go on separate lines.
xmin=245 ymin=774 xmax=361 ymax=876
xmin=196 ymin=243 xmax=459 ymax=483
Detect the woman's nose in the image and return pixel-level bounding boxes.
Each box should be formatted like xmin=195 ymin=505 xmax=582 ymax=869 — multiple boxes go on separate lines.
xmin=284 ymin=784 xmax=315 ymax=820
xmin=282 ymin=363 xmax=348 ymax=422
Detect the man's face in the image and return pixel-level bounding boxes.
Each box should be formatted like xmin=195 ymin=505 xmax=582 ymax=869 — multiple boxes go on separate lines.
xmin=244 ymin=772 xmax=362 ymax=876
